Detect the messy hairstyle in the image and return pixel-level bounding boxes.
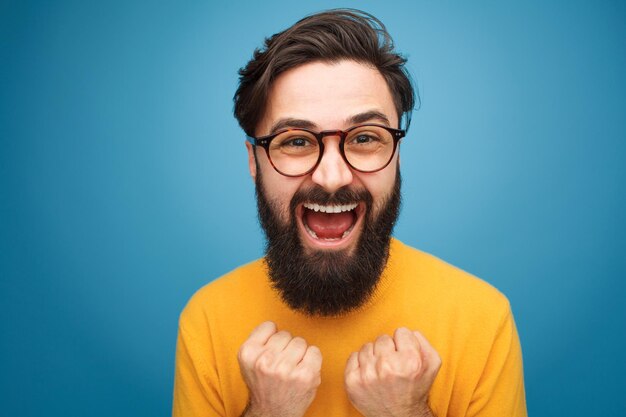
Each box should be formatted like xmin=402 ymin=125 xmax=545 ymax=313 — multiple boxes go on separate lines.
xmin=233 ymin=9 xmax=417 ymax=137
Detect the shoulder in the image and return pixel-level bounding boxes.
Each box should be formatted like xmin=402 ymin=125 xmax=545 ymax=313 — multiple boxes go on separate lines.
xmin=390 ymin=239 xmax=512 ymax=319
xmin=178 ymin=258 xmax=269 ymax=329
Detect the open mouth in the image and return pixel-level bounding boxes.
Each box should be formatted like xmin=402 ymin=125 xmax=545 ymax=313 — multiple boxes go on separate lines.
xmin=297 ymin=201 xmax=365 ymax=248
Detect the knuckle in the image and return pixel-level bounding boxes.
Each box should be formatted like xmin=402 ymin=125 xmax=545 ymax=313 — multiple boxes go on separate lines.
xmin=254 ymin=350 xmax=275 ymax=373
xmin=377 ymin=358 xmax=406 ymax=380
xmin=276 ymin=330 xmax=292 ymax=339
xmin=375 ymin=334 xmax=393 ymax=347
xmin=256 ymin=321 xmax=275 ymax=333
xmin=308 ymin=344 xmax=321 ymax=354
xmin=360 ymin=342 xmax=373 ymax=354
xmin=275 ymin=361 xmax=295 ymax=379
xmin=344 ymin=367 xmax=355 ymax=381
xmin=394 ymin=327 xmax=413 ymax=341
xmin=362 ymin=371 xmax=378 ymax=385
xmin=398 ymin=349 xmax=416 ymax=362
xmin=376 ymin=334 xmax=392 ymax=343
xmin=238 ymin=344 xmax=256 ymax=364
xmin=345 ymin=372 xmax=361 ymax=388
xmin=295 ymin=369 xmax=318 ymax=386
xmin=307 ymin=345 xmax=322 ymax=361
xmin=377 ymin=363 xmax=394 ymax=380
xmin=290 ymin=336 xmax=307 ymax=351
xmin=387 ymin=353 xmax=420 ymax=377
xmin=412 ymin=355 xmax=424 ymax=375
xmin=262 ymin=320 xmax=277 ymax=329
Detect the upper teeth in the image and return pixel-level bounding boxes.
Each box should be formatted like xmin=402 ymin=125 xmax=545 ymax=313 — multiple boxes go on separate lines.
xmin=303 ymin=203 xmax=358 ymax=213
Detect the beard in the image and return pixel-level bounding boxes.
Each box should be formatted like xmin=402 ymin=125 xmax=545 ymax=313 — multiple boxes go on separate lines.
xmin=255 ymin=168 xmax=402 ymax=317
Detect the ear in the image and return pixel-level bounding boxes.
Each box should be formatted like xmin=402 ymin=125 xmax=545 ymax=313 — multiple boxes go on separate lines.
xmin=245 ymin=141 xmax=257 ymax=180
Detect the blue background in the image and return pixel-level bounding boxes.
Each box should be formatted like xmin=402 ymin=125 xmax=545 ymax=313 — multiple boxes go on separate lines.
xmin=1 ymin=0 xmax=625 ymax=416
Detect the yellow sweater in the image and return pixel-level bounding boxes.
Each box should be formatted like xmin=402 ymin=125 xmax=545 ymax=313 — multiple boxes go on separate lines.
xmin=173 ymin=239 xmax=527 ymax=417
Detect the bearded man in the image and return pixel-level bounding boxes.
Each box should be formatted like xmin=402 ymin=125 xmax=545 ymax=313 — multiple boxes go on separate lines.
xmin=173 ymin=9 xmax=527 ymax=417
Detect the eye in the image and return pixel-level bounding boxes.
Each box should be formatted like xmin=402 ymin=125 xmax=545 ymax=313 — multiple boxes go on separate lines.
xmin=283 ymin=137 xmax=312 ymax=147
xmin=349 ymin=133 xmax=382 ymax=145
xmin=353 ymin=134 xmax=378 ymax=144
xmin=271 ymin=132 xmax=318 ymax=154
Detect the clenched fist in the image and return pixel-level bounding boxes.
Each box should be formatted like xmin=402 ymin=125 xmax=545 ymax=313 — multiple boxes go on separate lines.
xmin=238 ymin=321 xmax=322 ymax=417
xmin=344 ymin=328 xmax=441 ymax=417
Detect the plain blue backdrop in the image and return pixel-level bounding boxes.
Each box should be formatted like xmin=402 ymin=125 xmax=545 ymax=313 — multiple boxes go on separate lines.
xmin=1 ymin=0 xmax=625 ymax=416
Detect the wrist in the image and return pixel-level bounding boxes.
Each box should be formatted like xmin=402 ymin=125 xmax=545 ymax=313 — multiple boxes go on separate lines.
xmin=240 ymin=401 xmax=265 ymax=417
xmin=411 ymin=401 xmax=435 ymax=417
xmin=241 ymin=401 xmax=304 ymax=417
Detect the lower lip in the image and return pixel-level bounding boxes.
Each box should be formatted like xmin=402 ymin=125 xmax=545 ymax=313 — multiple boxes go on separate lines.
xmin=296 ymin=204 xmax=365 ymax=250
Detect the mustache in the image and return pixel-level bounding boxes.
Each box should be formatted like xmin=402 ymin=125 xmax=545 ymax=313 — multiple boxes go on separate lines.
xmin=289 ymin=185 xmax=373 ymax=213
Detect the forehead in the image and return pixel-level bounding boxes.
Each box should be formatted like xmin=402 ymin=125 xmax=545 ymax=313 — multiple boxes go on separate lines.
xmin=257 ymin=60 xmax=398 ymax=135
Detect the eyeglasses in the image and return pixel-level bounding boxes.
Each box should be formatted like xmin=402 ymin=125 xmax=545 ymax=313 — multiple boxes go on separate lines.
xmin=247 ymin=124 xmax=406 ymax=177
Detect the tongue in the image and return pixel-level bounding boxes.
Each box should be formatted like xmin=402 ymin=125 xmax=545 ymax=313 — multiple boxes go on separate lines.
xmin=304 ymin=209 xmax=355 ymax=239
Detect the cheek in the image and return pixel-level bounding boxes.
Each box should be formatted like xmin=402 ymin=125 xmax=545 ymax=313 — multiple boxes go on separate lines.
xmin=258 ymin=165 xmax=304 ymax=219
xmin=360 ymin=166 xmax=398 ymax=213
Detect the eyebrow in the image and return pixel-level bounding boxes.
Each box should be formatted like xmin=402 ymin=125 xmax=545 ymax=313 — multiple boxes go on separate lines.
xmin=269 ymin=118 xmax=317 ymax=134
xmin=267 ymin=110 xmax=392 ymax=135
xmin=347 ymin=110 xmax=391 ymax=127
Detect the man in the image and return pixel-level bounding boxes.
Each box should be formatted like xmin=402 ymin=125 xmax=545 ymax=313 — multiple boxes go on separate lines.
xmin=173 ymin=9 xmax=527 ymax=417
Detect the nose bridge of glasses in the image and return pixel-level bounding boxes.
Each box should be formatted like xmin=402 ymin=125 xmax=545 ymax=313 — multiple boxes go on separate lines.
xmin=317 ymin=130 xmax=348 ymax=160
xmin=318 ymin=129 xmax=347 ymax=144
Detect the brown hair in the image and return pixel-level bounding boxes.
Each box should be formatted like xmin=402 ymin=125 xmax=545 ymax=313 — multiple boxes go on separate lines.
xmin=233 ymin=9 xmax=417 ymax=137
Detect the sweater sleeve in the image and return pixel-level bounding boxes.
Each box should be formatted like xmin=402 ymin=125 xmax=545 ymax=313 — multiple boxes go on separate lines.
xmin=466 ymin=307 xmax=527 ymax=417
xmin=172 ymin=322 xmax=226 ymax=417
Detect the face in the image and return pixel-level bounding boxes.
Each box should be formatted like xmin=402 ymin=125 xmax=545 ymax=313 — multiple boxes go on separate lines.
xmin=247 ymin=60 xmax=402 ymax=316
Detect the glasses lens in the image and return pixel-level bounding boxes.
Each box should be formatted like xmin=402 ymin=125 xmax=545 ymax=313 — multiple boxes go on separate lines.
xmin=344 ymin=125 xmax=395 ymax=172
xmin=268 ymin=130 xmax=320 ymax=176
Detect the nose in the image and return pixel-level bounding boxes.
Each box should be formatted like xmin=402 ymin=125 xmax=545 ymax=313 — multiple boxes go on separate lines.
xmin=311 ymin=136 xmax=353 ymax=193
